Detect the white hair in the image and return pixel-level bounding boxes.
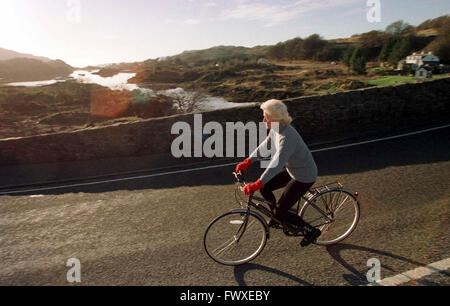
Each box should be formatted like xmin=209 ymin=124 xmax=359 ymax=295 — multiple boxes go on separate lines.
xmin=260 ymin=99 xmax=292 ymax=126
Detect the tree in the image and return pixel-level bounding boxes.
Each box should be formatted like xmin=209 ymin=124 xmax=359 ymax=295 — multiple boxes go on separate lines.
xmin=387 ymin=36 xmax=413 ymax=66
xmin=359 ymin=30 xmax=388 ymax=60
xmin=342 ymin=46 xmax=356 ymax=67
xmin=386 ymin=20 xmax=413 ymax=35
xmin=379 ymin=36 xmax=400 ymax=62
xmin=267 ymin=42 xmax=286 ymax=60
xmin=350 ymin=48 xmax=366 ymax=74
xmin=169 ymin=90 xmax=208 ymax=113
xmin=301 ymin=34 xmax=328 ymax=60
xmin=284 ymin=37 xmax=303 ymax=60
xmin=267 ymin=34 xmax=330 ymax=61
xmin=360 ymin=30 xmax=386 ymax=48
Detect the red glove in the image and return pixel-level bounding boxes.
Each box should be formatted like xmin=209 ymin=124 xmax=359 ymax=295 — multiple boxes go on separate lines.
xmin=243 ymin=179 xmax=264 ymax=195
xmin=235 ymin=158 xmax=252 ymax=174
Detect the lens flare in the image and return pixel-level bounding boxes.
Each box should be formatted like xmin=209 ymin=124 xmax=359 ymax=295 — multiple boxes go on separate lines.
xmin=90 ymin=86 xmax=132 ymax=118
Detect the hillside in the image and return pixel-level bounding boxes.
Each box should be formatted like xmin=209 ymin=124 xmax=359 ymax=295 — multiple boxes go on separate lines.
xmin=122 ymin=15 xmax=449 ymax=102
xmin=0 ymin=47 xmax=52 ymax=62
xmin=0 ymin=81 xmax=176 ymax=139
xmin=167 ymin=45 xmax=269 ymax=65
xmin=0 ymin=58 xmax=74 ymax=83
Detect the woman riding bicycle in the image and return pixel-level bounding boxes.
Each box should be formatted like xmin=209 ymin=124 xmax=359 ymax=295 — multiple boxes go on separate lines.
xmin=236 ymin=99 xmax=321 ymax=247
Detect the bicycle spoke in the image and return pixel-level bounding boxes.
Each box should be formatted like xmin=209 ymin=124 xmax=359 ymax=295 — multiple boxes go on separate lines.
xmin=319 ymin=223 xmax=332 ymax=233
xmin=212 ymin=236 xmax=238 ymax=257
xmin=213 ymin=225 xmax=261 ymax=257
xmin=333 ymin=195 xmax=349 ymax=215
xmin=330 ymin=190 xmax=338 ymax=211
xmin=320 ymin=193 xmax=329 ymax=212
xmin=307 ymin=216 xmax=329 ymax=226
xmin=309 ymin=202 xmax=333 ymax=221
xmin=328 ymin=190 xmax=333 ymax=210
xmin=300 ymin=189 xmax=359 ymax=245
xmin=204 ymin=212 xmax=267 ymax=265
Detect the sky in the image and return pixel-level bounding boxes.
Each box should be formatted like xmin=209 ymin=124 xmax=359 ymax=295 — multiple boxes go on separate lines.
xmin=0 ymin=0 xmax=449 ymax=67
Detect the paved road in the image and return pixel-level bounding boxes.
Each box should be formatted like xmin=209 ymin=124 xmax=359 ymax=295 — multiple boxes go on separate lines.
xmin=0 ymin=127 xmax=449 ymax=285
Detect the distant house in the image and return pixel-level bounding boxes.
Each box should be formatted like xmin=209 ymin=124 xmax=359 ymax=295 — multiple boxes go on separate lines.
xmin=406 ymin=51 xmax=439 ymax=66
xmin=397 ymin=51 xmax=440 ymax=75
xmin=415 ymin=66 xmax=432 ymax=79
xmin=405 ymin=51 xmax=440 ymax=70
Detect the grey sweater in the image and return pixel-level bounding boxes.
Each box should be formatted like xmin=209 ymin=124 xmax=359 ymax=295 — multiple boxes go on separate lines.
xmin=249 ymin=124 xmax=318 ymax=185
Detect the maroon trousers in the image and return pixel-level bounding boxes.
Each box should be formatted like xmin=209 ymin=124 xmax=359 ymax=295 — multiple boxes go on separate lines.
xmin=259 ymin=169 xmax=314 ymax=226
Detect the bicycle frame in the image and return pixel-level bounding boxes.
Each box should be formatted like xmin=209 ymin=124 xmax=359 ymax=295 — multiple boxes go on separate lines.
xmin=233 ymin=172 xmax=343 ymax=234
xmin=234 ymin=172 xmax=284 ymax=220
xmin=233 ymin=172 xmax=306 ymax=237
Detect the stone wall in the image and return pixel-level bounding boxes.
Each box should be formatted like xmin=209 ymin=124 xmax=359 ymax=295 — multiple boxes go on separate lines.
xmin=1 ymin=77 xmax=449 ymax=166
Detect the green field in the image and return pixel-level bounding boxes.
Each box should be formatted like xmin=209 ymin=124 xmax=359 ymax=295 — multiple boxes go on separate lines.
xmin=368 ymin=74 xmax=449 ymax=86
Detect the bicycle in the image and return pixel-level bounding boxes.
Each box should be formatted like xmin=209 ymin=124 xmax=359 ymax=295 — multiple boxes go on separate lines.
xmin=204 ymin=172 xmax=360 ymax=266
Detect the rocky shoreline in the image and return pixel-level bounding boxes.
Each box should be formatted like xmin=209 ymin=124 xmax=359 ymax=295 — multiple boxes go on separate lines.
xmin=0 ymin=82 xmax=176 ymax=139
xmin=128 ymin=60 xmax=375 ymax=103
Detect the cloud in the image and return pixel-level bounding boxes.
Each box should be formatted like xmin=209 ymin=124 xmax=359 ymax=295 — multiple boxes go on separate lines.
xmin=343 ymin=6 xmax=368 ymax=17
xmin=165 ymin=18 xmax=202 ymax=26
xmin=182 ymin=18 xmax=202 ymax=25
xmin=219 ymin=0 xmax=361 ymax=27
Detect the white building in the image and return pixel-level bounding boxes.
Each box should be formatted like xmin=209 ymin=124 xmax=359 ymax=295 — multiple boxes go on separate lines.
xmin=405 ymin=52 xmax=440 ymax=67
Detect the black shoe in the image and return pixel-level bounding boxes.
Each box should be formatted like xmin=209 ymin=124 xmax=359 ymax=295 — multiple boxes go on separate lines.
xmin=300 ymin=226 xmax=321 ymax=247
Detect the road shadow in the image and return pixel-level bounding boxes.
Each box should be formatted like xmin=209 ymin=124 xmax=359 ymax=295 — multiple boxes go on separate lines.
xmin=1 ymin=124 xmax=449 ymax=195
xmin=325 ymin=243 xmax=445 ymax=286
xmin=233 ymin=263 xmax=313 ymax=286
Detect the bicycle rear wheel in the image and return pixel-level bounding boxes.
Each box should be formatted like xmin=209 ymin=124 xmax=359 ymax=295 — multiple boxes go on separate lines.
xmin=204 ymin=210 xmax=268 ymax=266
xmin=299 ymin=188 xmax=360 ymax=245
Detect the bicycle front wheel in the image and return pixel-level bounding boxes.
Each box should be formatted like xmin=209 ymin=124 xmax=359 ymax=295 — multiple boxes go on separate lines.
xmin=204 ymin=211 xmax=268 ymax=266
xmin=299 ymin=188 xmax=360 ymax=245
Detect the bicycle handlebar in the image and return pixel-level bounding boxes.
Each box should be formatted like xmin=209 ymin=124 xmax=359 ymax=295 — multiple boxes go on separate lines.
xmin=233 ymin=171 xmax=244 ymax=183
xmin=233 ymin=171 xmax=256 ymax=198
